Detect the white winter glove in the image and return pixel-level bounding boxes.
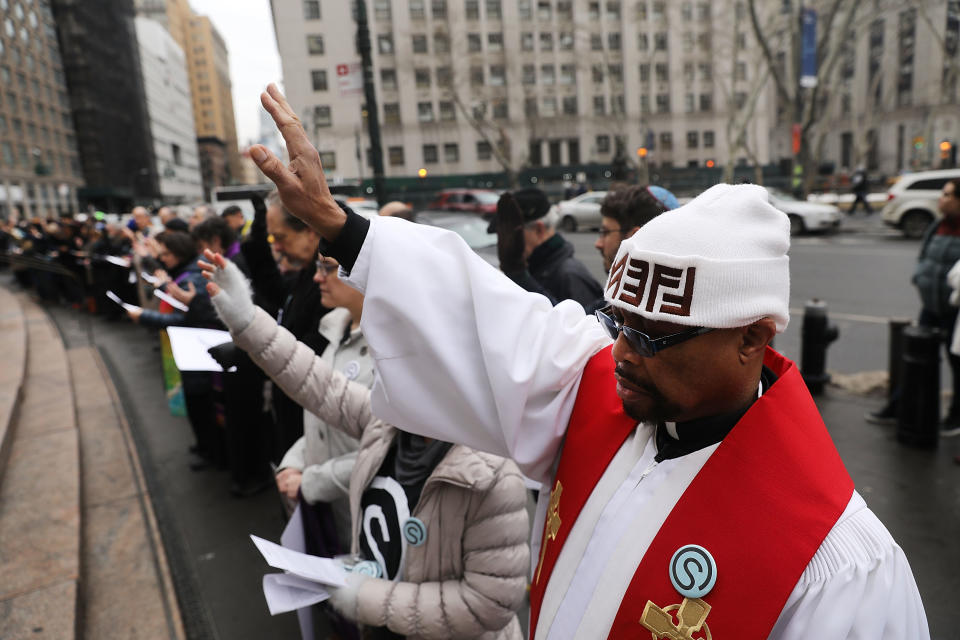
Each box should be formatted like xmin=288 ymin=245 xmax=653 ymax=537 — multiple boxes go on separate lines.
xmin=326 ymin=570 xmax=371 ymax=621
xmin=202 ymin=251 xmax=256 ymax=332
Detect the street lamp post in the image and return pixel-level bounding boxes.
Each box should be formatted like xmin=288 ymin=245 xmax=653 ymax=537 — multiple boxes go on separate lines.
xmin=355 ymin=0 xmax=386 ymax=208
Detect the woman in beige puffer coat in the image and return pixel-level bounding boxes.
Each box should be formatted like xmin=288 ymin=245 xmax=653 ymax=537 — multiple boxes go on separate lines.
xmin=203 ymin=252 xmax=530 ymax=640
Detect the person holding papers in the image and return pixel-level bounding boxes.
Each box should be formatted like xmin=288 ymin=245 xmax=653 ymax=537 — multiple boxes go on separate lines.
xmin=201 ymin=249 xmax=530 ymax=640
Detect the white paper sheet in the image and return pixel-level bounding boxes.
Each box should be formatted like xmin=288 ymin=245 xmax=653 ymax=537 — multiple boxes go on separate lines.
xmin=153 ymin=288 xmax=189 ymax=312
xmin=282 ymin=504 xmax=315 ymax=638
xmin=262 ymin=573 xmax=330 ymax=616
xmin=165 ymin=326 xmax=233 ymax=372
xmin=105 ymin=290 xmax=141 ymax=313
xmin=250 ymin=535 xmax=347 ymax=587
xmin=141 ymin=271 xmax=161 ymax=286
xmin=104 ymin=255 xmax=131 ymax=268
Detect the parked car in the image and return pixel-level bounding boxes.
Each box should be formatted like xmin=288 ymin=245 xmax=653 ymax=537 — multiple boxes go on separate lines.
xmin=428 ymin=189 xmax=501 ymax=216
xmin=556 ymin=191 xmax=609 ymax=232
xmin=413 ymin=210 xmax=498 ymax=266
xmin=880 ymin=169 xmax=960 ymax=238
xmin=767 ymin=188 xmax=842 ymax=235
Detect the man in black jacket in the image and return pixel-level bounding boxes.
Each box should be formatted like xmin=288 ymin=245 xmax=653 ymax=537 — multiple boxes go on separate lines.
xmin=242 ymin=193 xmax=331 ymax=462
xmin=495 ymin=188 xmax=602 ymax=308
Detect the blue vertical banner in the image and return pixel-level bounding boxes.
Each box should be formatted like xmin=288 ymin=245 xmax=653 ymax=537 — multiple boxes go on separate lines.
xmin=800 ymin=8 xmax=818 ymax=88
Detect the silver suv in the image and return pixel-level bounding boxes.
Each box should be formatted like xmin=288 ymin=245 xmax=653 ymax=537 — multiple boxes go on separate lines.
xmin=881 ymin=169 xmax=960 ymax=238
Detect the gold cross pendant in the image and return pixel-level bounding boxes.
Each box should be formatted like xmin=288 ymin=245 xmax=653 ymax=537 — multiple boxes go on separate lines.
xmin=640 ymin=597 xmax=712 ymax=640
xmin=534 ymin=480 xmax=563 ymax=584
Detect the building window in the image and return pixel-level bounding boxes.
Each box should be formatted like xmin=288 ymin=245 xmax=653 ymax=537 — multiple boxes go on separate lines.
xmin=593 ymin=64 xmax=605 ymax=83
xmin=477 ymin=140 xmax=492 ymax=160
xmin=303 ymin=0 xmax=320 ymax=20
xmin=681 ymin=1 xmax=693 ymax=20
xmin=444 ymin=143 xmax=459 ymax=162
xmin=378 ymin=34 xmax=394 ymax=54
xmin=381 ymin=68 xmax=397 ymax=90
xmin=597 ymin=134 xmax=611 ymax=153
xmin=439 ymin=101 xmax=456 ymax=120
xmin=489 ymin=65 xmax=506 ymax=85
xmin=525 ymin=97 xmax=538 ymax=117
xmin=319 ymin=151 xmax=336 ymax=170
xmin=488 ymin=32 xmax=504 ymax=51
xmin=374 ymin=0 xmax=392 ymax=20
xmin=608 ymin=33 xmax=621 ymax=50
xmin=436 ymin=66 xmax=452 ymax=87
xmin=549 ymin=141 xmax=562 ymax=167
xmin=656 ymin=93 xmax=670 ymax=112
xmin=683 ymin=62 xmax=694 ymax=82
xmin=466 ymin=0 xmax=480 ymax=19
xmin=468 ymin=33 xmax=482 ymax=52
xmin=698 ymin=62 xmax=712 ymax=81
xmin=703 ymin=130 xmax=714 ymax=148
xmin=307 ymin=35 xmax=324 ymax=55
xmin=435 ymin=32 xmax=450 ymax=53
xmin=652 ymin=1 xmax=665 ymax=19
xmin=423 ymin=144 xmax=439 ymax=163
xmin=540 ymin=32 xmax=554 ymax=51
xmin=659 ymin=131 xmax=673 ymax=150
xmin=538 ymin=0 xmax=552 ymax=19
xmin=687 ymin=131 xmax=699 ymax=148
xmin=639 ymin=63 xmax=649 ymax=82
xmin=638 ymin=32 xmax=649 ymax=50
xmin=559 ymin=31 xmax=574 ymax=49
xmin=412 ymin=34 xmax=428 ymax=53
xmin=655 ymin=63 xmax=668 ymax=83
xmin=697 ymin=32 xmax=711 ymax=51
xmin=609 ymin=64 xmax=623 ymax=83
xmin=384 ymin=103 xmax=401 ymax=124
xmin=171 ymin=143 xmax=182 ymax=165
xmin=410 ymin=0 xmax=426 ymax=19
xmin=388 ymin=146 xmax=404 ymax=166
xmin=541 ymin=64 xmax=555 ymax=85
xmin=593 ymin=95 xmax=606 ymax=115
xmin=414 ymin=68 xmax=431 ymax=88
xmin=418 ymin=102 xmax=434 ymax=121
xmin=493 ymin=99 xmax=508 ymax=119
xmin=591 ymin=33 xmax=603 ymax=50
xmin=519 ymin=0 xmax=532 ymax=19
xmin=471 ymin=66 xmax=484 ymax=85
xmin=640 ymin=95 xmax=649 ymax=113
xmin=734 ymin=91 xmax=746 ymax=108
xmin=529 ymin=139 xmax=543 ymax=166
xmin=588 ymin=2 xmax=601 ymax=19
xmin=563 ymin=96 xmax=578 ymax=115
xmin=612 ymin=94 xmax=625 ymax=113
xmin=636 ymin=1 xmax=648 ymax=20
xmin=699 ymin=93 xmax=712 ymax=111
xmin=311 ymin=69 xmax=328 ymax=91
xmin=684 ymin=93 xmax=695 ymax=113
xmin=523 ymin=64 xmax=536 ymax=84
xmin=486 ymin=0 xmax=502 ymax=19
xmin=432 ymin=0 xmax=447 ymax=18
xmin=542 ymin=96 xmax=558 ymax=116
xmin=313 ymin=105 xmax=331 ymax=127
xmin=558 ymin=1 xmax=573 ymax=19
xmin=560 ymin=64 xmax=576 ymax=85
xmin=521 ymin=32 xmax=534 ymax=51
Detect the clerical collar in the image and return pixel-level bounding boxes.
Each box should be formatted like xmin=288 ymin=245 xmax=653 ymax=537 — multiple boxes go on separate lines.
xmin=654 ymin=366 xmax=778 ymax=462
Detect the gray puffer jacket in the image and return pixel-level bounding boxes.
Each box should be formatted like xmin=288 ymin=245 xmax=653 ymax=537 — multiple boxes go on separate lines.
xmin=914 ymin=221 xmax=960 ymax=316
xmin=231 ymin=307 xmax=530 ymax=640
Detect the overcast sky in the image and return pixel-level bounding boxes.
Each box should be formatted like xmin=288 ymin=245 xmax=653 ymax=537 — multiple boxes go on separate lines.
xmin=188 ymin=0 xmax=283 ymax=147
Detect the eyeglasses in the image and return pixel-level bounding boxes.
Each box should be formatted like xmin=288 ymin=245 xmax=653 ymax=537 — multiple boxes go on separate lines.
xmin=315 ymin=260 xmax=338 ymax=276
xmin=598 ymin=227 xmax=622 ymax=238
xmin=595 ymin=307 xmax=713 ymax=357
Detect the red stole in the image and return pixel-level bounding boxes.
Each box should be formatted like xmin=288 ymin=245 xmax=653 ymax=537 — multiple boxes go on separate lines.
xmin=529 ymin=346 xmax=853 ymax=639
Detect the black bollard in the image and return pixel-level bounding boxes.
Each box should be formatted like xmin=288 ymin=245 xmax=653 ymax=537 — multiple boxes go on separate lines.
xmin=897 ymin=325 xmax=940 ymax=447
xmin=801 ymin=299 xmax=839 ymax=395
xmin=887 ymin=318 xmax=911 ymax=402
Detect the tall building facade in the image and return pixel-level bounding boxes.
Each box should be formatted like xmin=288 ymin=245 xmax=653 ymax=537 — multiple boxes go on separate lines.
xmin=270 ymin=0 xmax=776 ymax=181
xmin=50 ymin=0 xmax=158 ymax=211
xmin=135 ymin=16 xmax=203 ymax=203
xmin=136 ymin=0 xmax=242 ymax=197
xmin=0 ymin=0 xmax=83 ymax=218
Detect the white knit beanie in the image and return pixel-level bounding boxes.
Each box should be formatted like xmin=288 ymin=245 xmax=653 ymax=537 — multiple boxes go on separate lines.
xmin=604 ymin=183 xmax=791 ymax=332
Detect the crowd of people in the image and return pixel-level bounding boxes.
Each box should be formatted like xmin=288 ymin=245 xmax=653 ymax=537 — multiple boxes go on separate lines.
xmin=0 ymin=82 xmax=942 ymax=639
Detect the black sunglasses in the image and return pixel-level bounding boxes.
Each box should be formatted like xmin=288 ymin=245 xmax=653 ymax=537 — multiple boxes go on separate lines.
xmin=595 ymin=307 xmax=713 ymax=357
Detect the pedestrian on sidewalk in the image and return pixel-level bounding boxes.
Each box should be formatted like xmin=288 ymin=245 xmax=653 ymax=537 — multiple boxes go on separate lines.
xmin=868 ymin=177 xmax=960 ymax=436
xmin=849 ymin=166 xmax=874 ymax=215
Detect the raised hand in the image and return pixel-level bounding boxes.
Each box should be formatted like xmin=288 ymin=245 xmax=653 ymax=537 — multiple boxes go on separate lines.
xmin=248 ymin=84 xmax=346 ymax=240
xmin=199 ymin=249 xmax=256 ymax=332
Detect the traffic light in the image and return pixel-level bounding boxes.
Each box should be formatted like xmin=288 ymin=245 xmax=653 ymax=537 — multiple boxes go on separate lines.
xmin=705 ymin=159 xmax=715 ymax=168
xmin=913 ymin=137 xmax=925 ymax=150
xmin=418 ymin=168 xmax=428 ymax=178
xmin=940 ymin=140 xmax=952 ymax=154
xmin=636 ymin=147 xmax=648 ymax=158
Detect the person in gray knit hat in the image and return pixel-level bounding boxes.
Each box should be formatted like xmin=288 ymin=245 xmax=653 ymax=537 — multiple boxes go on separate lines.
xmin=249 ymin=84 xmax=928 ymax=640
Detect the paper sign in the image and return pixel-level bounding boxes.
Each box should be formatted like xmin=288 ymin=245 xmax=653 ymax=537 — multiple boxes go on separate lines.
xmin=153 ymin=289 xmax=189 ymax=312
xmin=250 ymin=535 xmax=347 ymax=587
xmin=141 ymin=271 xmax=161 ymax=286
xmin=105 ymin=255 xmax=131 ymax=268
xmin=336 ymin=62 xmax=363 ymax=95
xmin=106 ymin=290 xmax=142 ymax=313
xmin=165 ymin=326 xmax=233 ymax=372
xmin=262 ymin=573 xmax=330 ymax=615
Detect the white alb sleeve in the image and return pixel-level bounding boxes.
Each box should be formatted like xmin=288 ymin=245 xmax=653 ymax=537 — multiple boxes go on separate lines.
xmin=342 ymin=216 xmax=611 ymax=483
xmin=770 ymin=493 xmax=930 ymax=640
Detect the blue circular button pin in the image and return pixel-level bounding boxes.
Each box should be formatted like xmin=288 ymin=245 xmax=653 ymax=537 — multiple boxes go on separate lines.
xmin=669 ymin=545 xmax=717 ymax=599
xmin=402 ymin=517 xmax=427 ymax=547
xmin=353 ymin=560 xmax=383 ymax=577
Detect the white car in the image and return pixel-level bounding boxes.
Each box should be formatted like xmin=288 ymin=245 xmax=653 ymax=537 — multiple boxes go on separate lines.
xmin=767 ymin=188 xmax=842 ymax=235
xmin=880 ymin=169 xmax=960 ymax=238
xmin=556 ymin=191 xmax=608 ymax=232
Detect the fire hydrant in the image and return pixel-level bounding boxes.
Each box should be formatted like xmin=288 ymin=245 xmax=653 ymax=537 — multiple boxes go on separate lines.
xmin=801 ymin=299 xmax=839 ymax=395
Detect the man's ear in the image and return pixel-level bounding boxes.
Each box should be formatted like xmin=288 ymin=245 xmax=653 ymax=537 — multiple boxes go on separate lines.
xmin=740 ymin=318 xmax=776 ymax=363
xmin=623 ymin=225 xmax=641 ymax=240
